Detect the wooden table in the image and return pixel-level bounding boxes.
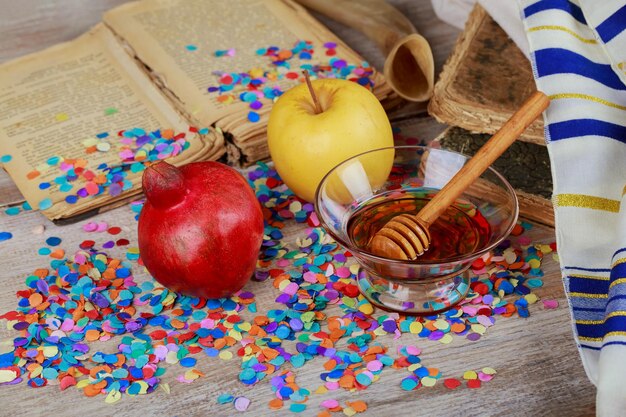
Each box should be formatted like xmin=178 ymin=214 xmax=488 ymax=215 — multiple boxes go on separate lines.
xmin=0 ymin=1 xmax=596 ymax=416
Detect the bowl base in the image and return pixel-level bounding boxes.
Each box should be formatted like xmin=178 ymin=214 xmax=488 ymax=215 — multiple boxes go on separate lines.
xmin=356 ymin=268 xmax=471 ymax=316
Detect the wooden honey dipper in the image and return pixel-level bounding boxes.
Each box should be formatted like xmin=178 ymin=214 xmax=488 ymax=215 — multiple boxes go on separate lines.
xmin=369 ymin=91 xmax=550 ymax=260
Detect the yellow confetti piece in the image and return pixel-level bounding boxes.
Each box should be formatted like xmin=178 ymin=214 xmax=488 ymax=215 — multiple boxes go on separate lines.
xmin=409 ymin=322 xmax=423 ymax=334
xmin=166 ymin=351 xmax=179 ymax=364
xmin=349 ymin=264 xmax=360 ymax=275
xmin=160 ymin=383 xmax=171 ymax=394
xmin=30 ymin=366 xmax=42 ymax=378
xmin=0 ymin=369 xmax=17 ymax=383
xmin=408 ymin=363 xmax=422 ymax=373
xmin=343 ymin=407 xmax=357 ymax=416
xmin=96 ymin=142 xmax=111 ymax=152
xmin=358 ymin=303 xmax=374 ymax=315
xmin=470 ymin=324 xmax=486 ymax=335
xmin=249 ymin=68 xmax=264 ymax=78
xmin=439 ymin=334 xmax=453 ymax=344
xmin=528 ymin=259 xmax=541 ymax=269
xmin=42 ymin=345 xmax=58 ymax=357
xmin=538 ymin=244 xmax=553 ymax=254
xmin=237 ymin=322 xmax=252 ymax=332
xmin=105 ymin=389 xmax=122 ymax=404
xmin=219 ymin=350 xmax=233 ymax=360
xmin=289 ymin=201 xmax=302 ymax=212
xmin=55 ymin=113 xmax=69 ymax=122
xmin=314 ymin=386 xmax=328 ymax=394
xmin=482 ymin=367 xmax=497 ymax=375
xmin=421 ymin=376 xmax=437 ymax=387
xmin=373 ymin=327 xmax=387 ymax=336
xmin=524 ymin=293 xmax=539 ymax=304
xmin=185 ymin=369 xmax=200 ymax=381
xmin=76 ymin=379 xmax=91 ymax=389
xmin=434 ymin=319 xmax=449 ymax=330
xmin=136 ymin=381 xmax=150 ymax=394
xmin=463 ymin=370 xmax=478 ymax=380
xmin=229 ymin=330 xmax=243 ymax=341
xmin=82 ymin=138 xmax=98 ymax=147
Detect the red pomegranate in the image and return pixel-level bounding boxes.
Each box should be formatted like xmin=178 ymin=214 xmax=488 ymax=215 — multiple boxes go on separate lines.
xmin=138 ymin=160 xmax=264 ymax=298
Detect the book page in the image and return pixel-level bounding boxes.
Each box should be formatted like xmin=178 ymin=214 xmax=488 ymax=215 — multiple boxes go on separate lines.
xmin=103 ymin=0 xmax=390 ymax=128
xmin=0 ymin=24 xmax=224 ymax=220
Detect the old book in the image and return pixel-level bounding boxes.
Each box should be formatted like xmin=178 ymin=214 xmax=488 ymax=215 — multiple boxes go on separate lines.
xmin=0 ymin=0 xmax=394 ymax=221
xmin=428 ymin=4 xmax=544 ymax=146
xmin=435 ymin=127 xmax=554 ymax=227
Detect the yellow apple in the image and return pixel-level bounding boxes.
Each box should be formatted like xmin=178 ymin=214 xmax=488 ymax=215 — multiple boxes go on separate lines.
xmin=267 ymin=78 xmax=394 ymax=202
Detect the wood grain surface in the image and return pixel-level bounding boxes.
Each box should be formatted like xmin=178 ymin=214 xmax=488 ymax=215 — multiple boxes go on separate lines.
xmin=0 ymin=1 xmax=596 ymax=416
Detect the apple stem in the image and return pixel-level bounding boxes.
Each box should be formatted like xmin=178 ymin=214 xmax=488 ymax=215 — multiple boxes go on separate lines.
xmin=302 ymin=70 xmax=322 ymax=114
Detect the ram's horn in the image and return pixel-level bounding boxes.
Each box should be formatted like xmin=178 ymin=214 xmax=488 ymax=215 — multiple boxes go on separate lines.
xmin=296 ymin=0 xmax=434 ymax=102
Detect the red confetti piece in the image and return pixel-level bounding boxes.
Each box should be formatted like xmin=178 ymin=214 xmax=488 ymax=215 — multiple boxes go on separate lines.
xmin=444 ymin=378 xmax=461 ymax=389
xmin=467 ymin=379 xmax=482 ymax=389
xmin=108 ymin=226 xmax=122 ymax=235
xmin=79 ymin=240 xmax=95 ymax=249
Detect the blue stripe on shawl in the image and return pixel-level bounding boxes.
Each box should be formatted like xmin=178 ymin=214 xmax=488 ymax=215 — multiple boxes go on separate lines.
xmin=596 ymin=4 xmax=626 ymax=43
xmin=523 ymin=0 xmax=586 ymax=24
xmin=564 ymin=266 xmax=611 ymax=272
xmin=573 ymin=307 xmax=607 ymax=313
xmin=576 ymin=323 xmax=605 ymax=338
xmin=581 ymin=341 xmax=626 ymax=350
xmin=548 ymin=119 xmax=626 ymax=142
xmin=569 ymin=276 xmax=610 ymax=294
xmin=611 ymin=262 xmax=626 ymax=281
xmin=581 ymin=344 xmax=602 ymax=350
xmin=534 ymin=49 xmax=625 ymax=90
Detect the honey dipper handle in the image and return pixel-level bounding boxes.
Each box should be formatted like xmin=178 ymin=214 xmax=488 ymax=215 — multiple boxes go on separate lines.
xmin=416 ymin=91 xmax=550 ymax=227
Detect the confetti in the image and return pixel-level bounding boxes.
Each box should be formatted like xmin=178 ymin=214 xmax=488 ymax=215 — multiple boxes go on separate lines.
xmin=55 ymin=113 xmax=69 ymax=122
xmin=38 ymin=198 xmax=52 ymax=210
xmin=215 ymin=48 xmax=236 ymax=57
xmin=0 ymin=232 xmax=13 ymax=242
xmin=0 ymin=154 xmax=12 ymax=163
xmin=23 ymin=127 xmax=207 ymax=209
xmin=207 ymin=39 xmax=377 ymax=124
xmin=0 ymin=162 xmax=550 ymax=407
xmin=234 ymin=396 xmax=251 ymax=411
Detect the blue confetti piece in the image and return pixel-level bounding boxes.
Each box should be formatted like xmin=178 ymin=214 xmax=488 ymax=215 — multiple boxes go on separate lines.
xmin=0 ymin=232 xmax=12 ymax=242
xmin=248 ymin=111 xmax=260 ymax=123
xmin=289 ymin=403 xmax=307 ymax=413
xmin=38 ymin=198 xmax=53 ymax=210
xmin=46 ymin=236 xmax=62 ymax=247
xmin=5 ymin=207 xmax=20 ymax=216
xmin=180 ymin=357 xmax=197 ymax=367
xmin=217 ymin=393 xmax=234 ymax=404
xmin=0 ymin=154 xmax=12 ymax=163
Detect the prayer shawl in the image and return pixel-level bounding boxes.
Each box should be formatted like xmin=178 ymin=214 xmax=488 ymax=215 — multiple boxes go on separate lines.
xmin=432 ymin=0 xmax=626 ymax=413
xmin=519 ymin=1 xmax=626 ymax=415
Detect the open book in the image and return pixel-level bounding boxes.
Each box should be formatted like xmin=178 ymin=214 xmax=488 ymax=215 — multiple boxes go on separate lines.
xmin=0 ymin=0 xmax=395 ymax=221
xmin=428 ymin=4 xmax=544 ymax=146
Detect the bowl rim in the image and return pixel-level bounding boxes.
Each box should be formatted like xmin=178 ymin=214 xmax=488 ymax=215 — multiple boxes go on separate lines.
xmin=314 ymin=145 xmax=520 ymax=267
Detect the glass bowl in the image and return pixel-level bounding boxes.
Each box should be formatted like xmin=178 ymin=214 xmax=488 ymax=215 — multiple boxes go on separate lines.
xmin=314 ymin=146 xmax=519 ymax=315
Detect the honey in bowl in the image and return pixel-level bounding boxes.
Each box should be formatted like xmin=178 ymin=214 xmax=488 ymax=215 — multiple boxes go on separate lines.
xmin=348 ymin=191 xmax=491 ymax=263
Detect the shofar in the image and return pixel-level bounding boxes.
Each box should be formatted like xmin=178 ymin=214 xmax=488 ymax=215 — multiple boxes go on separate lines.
xmin=295 ymin=0 xmax=435 ymax=102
